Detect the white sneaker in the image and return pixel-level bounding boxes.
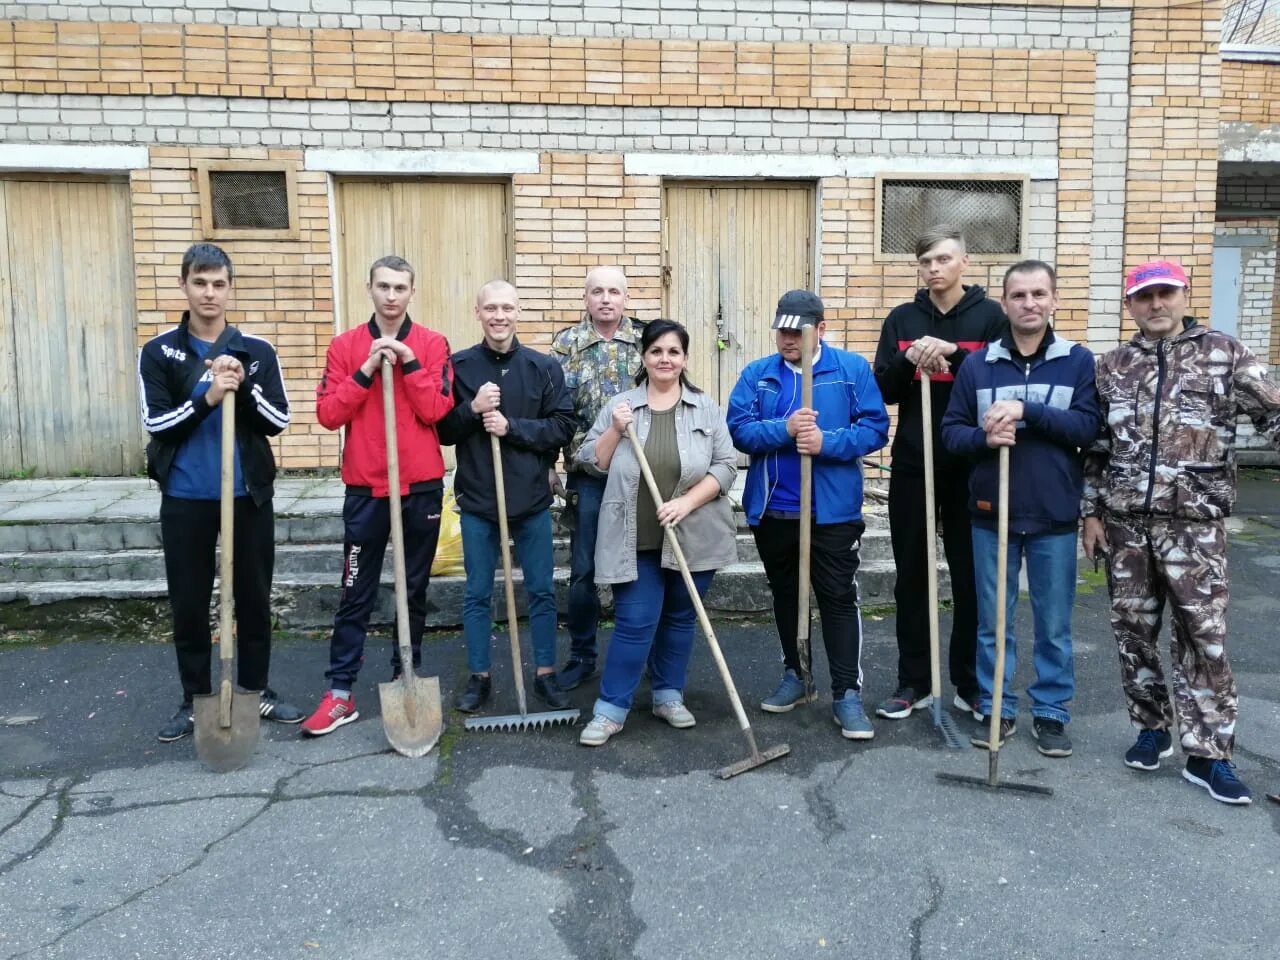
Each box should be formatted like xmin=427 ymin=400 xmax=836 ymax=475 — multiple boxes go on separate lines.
xmin=652 ymin=700 xmax=697 ymax=729
xmin=579 ymin=714 xmax=624 ymax=746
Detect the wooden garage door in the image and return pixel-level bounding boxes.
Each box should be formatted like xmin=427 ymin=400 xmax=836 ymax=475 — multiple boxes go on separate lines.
xmin=0 ymin=177 xmax=140 ymax=476
xmin=662 ymin=182 xmax=814 ymax=403
xmin=334 ymin=179 xmax=509 ymax=352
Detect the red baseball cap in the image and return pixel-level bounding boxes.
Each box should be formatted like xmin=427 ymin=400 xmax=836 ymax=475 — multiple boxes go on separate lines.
xmin=1124 ymin=260 xmax=1189 ymax=297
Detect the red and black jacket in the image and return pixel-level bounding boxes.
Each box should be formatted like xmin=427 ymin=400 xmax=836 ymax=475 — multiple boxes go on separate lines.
xmin=873 ymin=285 xmax=1007 ymax=475
xmin=316 ymin=316 xmax=454 ymax=497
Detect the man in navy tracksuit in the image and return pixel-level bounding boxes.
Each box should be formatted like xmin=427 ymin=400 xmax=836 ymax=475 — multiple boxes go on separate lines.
xmin=438 ymin=280 xmax=577 ymax=714
xmin=138 ymin=243 xmax=302 ymax=743
xmin=727 ymin=290 xmax=890 ymax=740
xmin=940 ymin=260 xmax=1100 ymax=757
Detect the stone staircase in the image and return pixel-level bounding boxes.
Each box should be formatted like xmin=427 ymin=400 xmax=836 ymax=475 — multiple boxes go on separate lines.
xmin=0 ymin=476 xmax=949 ymax=632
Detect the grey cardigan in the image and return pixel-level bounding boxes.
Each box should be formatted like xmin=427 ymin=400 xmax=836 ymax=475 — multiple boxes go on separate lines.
xmin=576 ymin=385 xmax=738 ymax=584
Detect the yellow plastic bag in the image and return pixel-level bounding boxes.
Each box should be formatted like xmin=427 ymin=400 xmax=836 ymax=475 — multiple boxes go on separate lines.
xmin=431 ymin=484 xmax=465 ymax=576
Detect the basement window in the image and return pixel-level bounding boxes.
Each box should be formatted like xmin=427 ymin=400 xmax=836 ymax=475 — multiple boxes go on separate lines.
xmin=197 ymin=161 xmax=300 ymax=240
xmin=876 ymin=174 xmax=1027 ymax=259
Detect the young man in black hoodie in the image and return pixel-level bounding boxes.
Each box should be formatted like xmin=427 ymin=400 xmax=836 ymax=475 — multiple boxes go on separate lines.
xmin=872 ymin=226 xmax=1008 ymax=723
xmin=438 ymin=280 xmax=577 ymax=713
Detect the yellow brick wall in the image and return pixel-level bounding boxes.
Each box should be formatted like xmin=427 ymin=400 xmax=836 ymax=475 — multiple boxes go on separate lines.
xmin=1221 ymin=60 xmax=1280 ymax=124
xmin=131 ymin=147 xmax=340 ymax=469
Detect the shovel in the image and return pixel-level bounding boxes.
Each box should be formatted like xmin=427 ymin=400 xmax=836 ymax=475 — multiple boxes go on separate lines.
xmin=464 ymin=434 xmax=579 ymax=732
xmin=936 ymin=446 xmax=1052 ymax=797
xmin=626 ymin=424 xmax=790 ymax=779
xmin=376 ymin=356 xmax=444 ymax=757
xmin=920 ymin=370 xmax=963 ymax=748
xmin=794 ymin=322 xmax=820 ymax=704
xmin=194 ymin=391 xmax=261 ymax=773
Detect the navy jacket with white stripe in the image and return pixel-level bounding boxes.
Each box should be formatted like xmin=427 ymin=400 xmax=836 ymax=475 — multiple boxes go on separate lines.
xmin=940 ymin=330 xmax=1101 ymax=535
xmin=138 ymin=313 xmax=290 ymax=506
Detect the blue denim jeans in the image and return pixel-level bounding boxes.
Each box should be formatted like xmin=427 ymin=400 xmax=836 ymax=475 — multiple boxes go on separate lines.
xmin=593 ymin=550 xmax=715 ymax=724
xmin=460 ymin=508 xmax=558 ymax=674
xmin=971 ymin=525 xmax=1076 ymax=724
xmin=566 ymin=472 xmax=607 ymax=660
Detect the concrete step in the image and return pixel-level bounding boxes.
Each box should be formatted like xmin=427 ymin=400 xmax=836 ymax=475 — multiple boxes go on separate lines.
xmin=0 ymin=527 xmax=897 ymax=583
xmin=0 ymin=559 xmax=950 ymax=631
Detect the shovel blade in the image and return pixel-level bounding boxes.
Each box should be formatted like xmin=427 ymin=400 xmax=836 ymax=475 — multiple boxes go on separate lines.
xmin=193 ymin=690 xmax=261 ymax=773
xmin=378 ymin=674 xmax=444 ymax=758
xmin=715 ymin=742 xmax=791 ymax=780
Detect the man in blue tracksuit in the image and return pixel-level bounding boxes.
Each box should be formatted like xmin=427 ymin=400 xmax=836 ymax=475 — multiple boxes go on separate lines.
xmin=726 ymin=290 xmax=890 ymax=739
xmin=940 ymin=260 xmax=1101 ymax=757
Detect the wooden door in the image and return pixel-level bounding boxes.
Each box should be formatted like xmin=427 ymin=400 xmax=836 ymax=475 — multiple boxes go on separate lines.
xmin=0 ymin=177 xmax=140 ymax=476
xmin=662 ymin=182 xmax=814 ymax=403
xmin=334 ymin=179 xmax=509 ymax=352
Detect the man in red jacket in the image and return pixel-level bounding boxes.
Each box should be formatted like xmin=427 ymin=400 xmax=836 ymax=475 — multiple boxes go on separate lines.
xmin=302 ymin=255 xmax=455 ymax=736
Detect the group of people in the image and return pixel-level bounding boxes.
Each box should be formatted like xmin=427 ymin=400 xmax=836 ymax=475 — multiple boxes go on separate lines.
xmin=138 ymin=227 xmax=1280 ymax=807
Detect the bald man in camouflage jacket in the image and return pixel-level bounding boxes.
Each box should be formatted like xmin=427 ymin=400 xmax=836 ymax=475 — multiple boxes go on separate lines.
xmin=1082 ymin=261 xmax=1280 ymax=806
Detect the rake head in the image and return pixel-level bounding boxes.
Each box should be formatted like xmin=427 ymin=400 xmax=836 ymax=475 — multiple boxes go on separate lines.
xmin=931 ymin=699 xmax=966 ymax=749
xmin=464 ymin=709 xmax=580 ymax=733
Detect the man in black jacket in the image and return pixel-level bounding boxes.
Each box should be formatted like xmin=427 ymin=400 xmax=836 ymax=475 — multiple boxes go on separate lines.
xmin=137 ymin=243 xmax=302 ymax=743
xmin=438 ymin=280 xmax=577 ymax=713
xmin=872 ymin=226 xmax=1008 ymax=723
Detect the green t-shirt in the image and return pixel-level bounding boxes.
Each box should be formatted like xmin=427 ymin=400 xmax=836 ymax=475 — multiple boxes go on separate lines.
xmin=635 ymin=405 xmax=681 ymax=551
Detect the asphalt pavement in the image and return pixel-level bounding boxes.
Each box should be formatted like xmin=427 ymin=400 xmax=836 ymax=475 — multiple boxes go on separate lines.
xmin=3 ymin=473 xmax=1280 ymax=960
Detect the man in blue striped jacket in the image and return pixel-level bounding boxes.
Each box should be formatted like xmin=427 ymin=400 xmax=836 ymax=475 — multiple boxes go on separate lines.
xmin=940 ymin=260 xmax=1101 ymax=758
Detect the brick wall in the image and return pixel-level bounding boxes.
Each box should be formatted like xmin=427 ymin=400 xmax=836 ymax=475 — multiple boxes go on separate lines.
xmin=0 ymin=2 xmax=1226 ymax=470
xmin=1222 ymin=59 xmax=1280 ymax=125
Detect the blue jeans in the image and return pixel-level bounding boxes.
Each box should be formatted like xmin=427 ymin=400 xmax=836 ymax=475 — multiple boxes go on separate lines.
xmin=593 ymin=550 xmax=714 ymax=724
xmin=566 ymin=472 xmax=607 ymax=660
xmin=460 ymin=509 xmax=558 ymax=674
xmin=972 ymin=525 xmax=1076 ymax=724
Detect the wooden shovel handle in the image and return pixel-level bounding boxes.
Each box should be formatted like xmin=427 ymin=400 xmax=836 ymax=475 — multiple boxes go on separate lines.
xmin=382 ymin=358 xmax=414 ymax=687
xmin=796 ymin=324 xmax=815 ymax=690
xmin=491 ymin=431 xmax=527 ymax=716
xmin=987 ymin=445 xmax=1011 ymax=767
xmin=219 ymin=391 xmax=235 ymax=726
xmin=922 ymin=370 xmax=942 ymax=703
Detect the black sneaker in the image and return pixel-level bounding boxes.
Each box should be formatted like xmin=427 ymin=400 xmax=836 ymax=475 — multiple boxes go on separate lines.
xmin=259 ymin=689 xmax=305 ymax=724
xmin=875 ymin=686 xmax=932 ymax=720
xmin=1031 ymin=717 xmax=1072 ymax=757
xmin=557 ymin=657 xmax=598 ymax=691
xmin=157 ymin=703 xmax=194 ymax=743
xmin=970 ymin=717 xmax=1017 ymax=750
xmin=1183 ymin=756 xmax=1253 ymax=805
xmin=454 ymin=673 xmax=492 ymax=713
xmin=1124 ymin=728 xmax=1173 ymax=771
xmin=533 ymin=673 xmax=572 ymax=710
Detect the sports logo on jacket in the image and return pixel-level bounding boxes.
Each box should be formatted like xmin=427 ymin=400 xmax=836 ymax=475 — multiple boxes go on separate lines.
xmin=160 ymin=345 xmax=187 ymax=362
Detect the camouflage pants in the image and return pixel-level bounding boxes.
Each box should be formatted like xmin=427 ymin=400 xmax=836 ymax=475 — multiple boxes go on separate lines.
xmin=1103 ymin=514 xmax=1237 ymax=759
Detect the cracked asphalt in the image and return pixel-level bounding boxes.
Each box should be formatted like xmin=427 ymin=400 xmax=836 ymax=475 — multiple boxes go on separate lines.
xmin=3 ymin=473 xmax=1280 ymax=960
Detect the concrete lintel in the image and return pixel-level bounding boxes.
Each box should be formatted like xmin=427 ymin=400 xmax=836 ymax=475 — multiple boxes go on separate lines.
xmin=844 ymin=156 xmax=1059 ymax=180
xmin=1221 ymin=44 xmax=1280 ymax=63
xmin=304 ymin=148 xmax=540 ymax=175
xmin=623 ymin=152 xmax=842 ymax=178
xmin=0 ymin=144 xmax=149 ymax=173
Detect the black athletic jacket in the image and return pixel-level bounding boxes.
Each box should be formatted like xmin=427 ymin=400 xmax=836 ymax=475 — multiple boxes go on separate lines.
xmin=873 ymin=285 xmax=1008 ymax=475
xmin=137 ymin=313 xmax=290 ymax=506
xmin=439 ymin=338 xmax=575 ymax=522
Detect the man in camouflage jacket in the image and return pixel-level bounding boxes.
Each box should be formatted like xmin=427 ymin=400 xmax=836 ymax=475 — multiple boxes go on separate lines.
xmin=550 ymin=265 xmax=647 ymax=688
xmin=1082 ymin=260 xmax=1280 ymax=806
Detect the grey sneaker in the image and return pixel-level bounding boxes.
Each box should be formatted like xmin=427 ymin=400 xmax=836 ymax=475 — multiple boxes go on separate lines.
xmin=652 ymin=700 xmax=696 ymax=729
xmin=971 ymin=717 xmax=1017 ymax=750
xmin=875 ymin=686 xmax=932 ymax=720
xmin=832 ymin=690 xmax=875 ymax=740
xmin=579 ymin=714 xmax=624 ymax=747
xmin=761 ymin=669 xmax=807 ymax=713
xmin=1032 ymin=717 xmax=1072 ymax=757
xmin=260 ymin=689 xmax=305 ymax=724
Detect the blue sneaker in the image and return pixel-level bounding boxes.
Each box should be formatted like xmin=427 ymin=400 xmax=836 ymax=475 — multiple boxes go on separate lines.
xmin=1182 ymin=756 xmax=1253 ymax=805
xmin=760 ymin=669 xmax=806 ymax=713
xmin=1124 ymin=728 xmax=1174 ymax=771
xmin=832 ymin=690 xmax=874 ymax=740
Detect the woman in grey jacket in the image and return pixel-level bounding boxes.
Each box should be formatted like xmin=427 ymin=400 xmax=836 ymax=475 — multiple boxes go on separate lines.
xmin=574 ymin=320 xmax=738 ymax=747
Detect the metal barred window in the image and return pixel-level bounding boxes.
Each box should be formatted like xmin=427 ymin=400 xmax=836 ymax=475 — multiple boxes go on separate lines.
xmin=209 ymin=171 xmax=290 ymax=231
xmin=196 ymin=161 xmax=300 ymax=240
xmin=877 ymin=177 xmax=1025 ymax=257
xmin=1223 ymin=0 xmax=1280 ymax=45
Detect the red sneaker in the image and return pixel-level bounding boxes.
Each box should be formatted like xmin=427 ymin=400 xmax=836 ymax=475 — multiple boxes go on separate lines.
xmin=301 ymin=692 xmax=359 ymax=736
